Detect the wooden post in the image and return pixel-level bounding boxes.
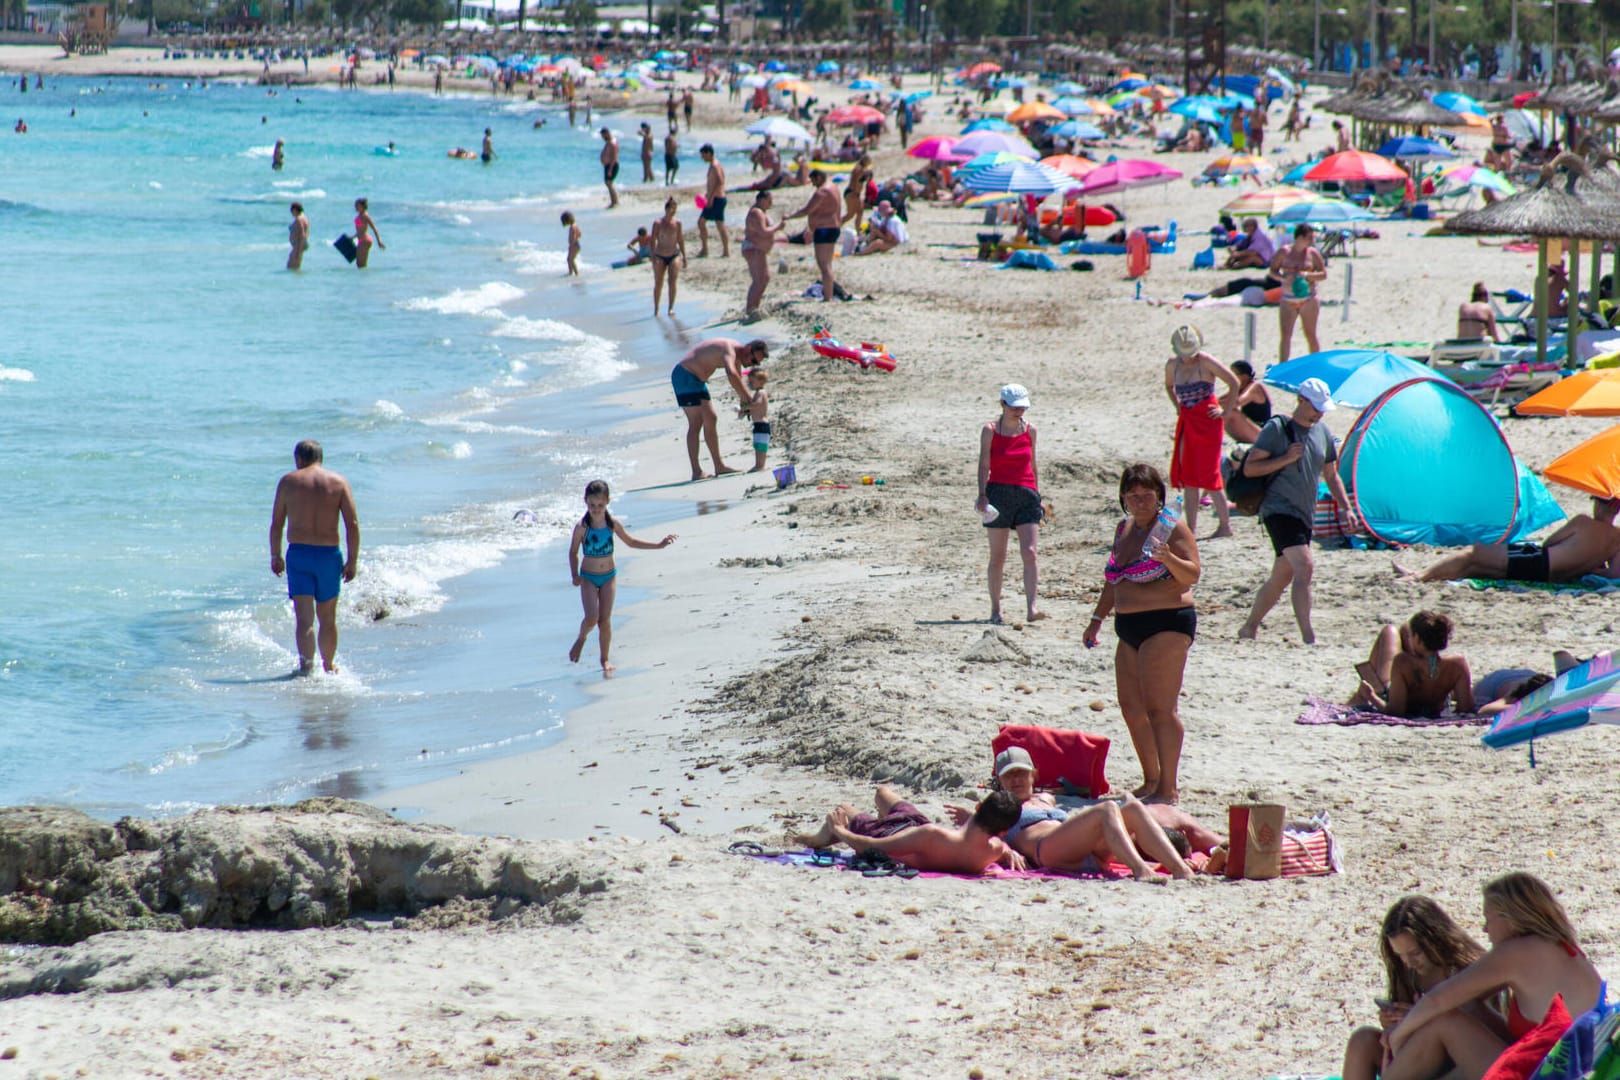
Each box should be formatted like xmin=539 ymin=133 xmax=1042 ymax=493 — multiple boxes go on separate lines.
xmin=1536 ymin=237 xmax=1549 ymax=366
xmin=1570 ymin=235 xmax=1584 ymax=339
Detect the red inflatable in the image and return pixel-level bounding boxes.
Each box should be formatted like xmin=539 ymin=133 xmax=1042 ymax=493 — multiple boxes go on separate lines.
xmin=811 ymin=329 xmax=897 ymax=372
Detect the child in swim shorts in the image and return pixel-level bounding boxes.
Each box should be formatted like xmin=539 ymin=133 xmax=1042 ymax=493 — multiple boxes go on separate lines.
xmin=737 ymin=367 xmax=770 ymax=472
xmin=567 ymin=479 xmax=677 ymax=677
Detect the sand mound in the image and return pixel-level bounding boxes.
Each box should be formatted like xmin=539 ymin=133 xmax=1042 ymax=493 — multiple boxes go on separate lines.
xmin=0 ymin=799 xmax=606 ymax=948
xmin=961 ymin=628 xmax=1032 ymax=664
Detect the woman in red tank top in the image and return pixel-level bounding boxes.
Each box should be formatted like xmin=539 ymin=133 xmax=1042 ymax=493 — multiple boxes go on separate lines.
xmin=975 ymin=383 xmax=1045 ymax=625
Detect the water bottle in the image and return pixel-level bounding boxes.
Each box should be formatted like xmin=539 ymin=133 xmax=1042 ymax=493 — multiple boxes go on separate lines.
xmin=1142 ymin=495 xmax=1183 ymax=558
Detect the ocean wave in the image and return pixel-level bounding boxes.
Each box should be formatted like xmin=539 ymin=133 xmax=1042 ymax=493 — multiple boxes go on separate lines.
xmin=0 ymin=366 xmax=36 ymax=382
xmin=271 ymin=178 xmax=307 ymax=188
xmin=398 ymin=281 xmax=525 ymax=317
xmin=0 ymin=199 xmax=44 ymax=216
xmin=372 ymin=399 xmax=405 ymax=420
xmin=433 ymin=418 xmax=551 ymax=438
xmin=219 ymin=189 xmax=327 ymax=203
xmin=488 ymin=315 xmax=595 ymax=342
xmin=425 ymin=440 xmax=474 ymax=459
xmin=241 ymin=145 xmax=275 ymax=159
xmin=502 ymin=240 xmax=599 ymax=276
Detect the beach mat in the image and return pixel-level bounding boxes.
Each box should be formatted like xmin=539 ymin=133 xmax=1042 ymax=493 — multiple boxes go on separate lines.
xmin=731 ymin=846 xmax=1131 ymax=882
xmin=1458 ymin=576 xmax=1620 ymax=596
xmin=1295 ymin=694 xmax=1487 ymax=728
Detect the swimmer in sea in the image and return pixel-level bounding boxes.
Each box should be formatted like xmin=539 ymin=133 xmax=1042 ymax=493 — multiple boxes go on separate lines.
xmin=271 ymin=138 xmax=284 ymax=171
xmin=287 ymin=201 xmax=310 ymax=270
xmin=352 ymin=197 xmax=383 ymax=269
xmin=567 ymin=479 xmax=675 ymax=677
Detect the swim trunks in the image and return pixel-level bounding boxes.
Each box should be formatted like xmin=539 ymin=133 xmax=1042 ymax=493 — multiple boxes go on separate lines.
xmin=752 ymin=420 xmax=771 ymax=453
xmin=285 ymin=543 xmax=343 ymax=603
xmin=813 ymin=226 xmax=841 ymax=245
xmin=1506 ymin=542 xmax=1552 ymax=583
xmin=1262 ymin=512 xmax=1313 ymax=556
xmin=671 ymin=363 xmax=710 ymax=408
xmin=845 ymin=801 xmax=931 ymax=840
xmin=701 ymin=196 xmax=727 ymax=223
xmin=603 ymin=161 xmax=620 ymax=183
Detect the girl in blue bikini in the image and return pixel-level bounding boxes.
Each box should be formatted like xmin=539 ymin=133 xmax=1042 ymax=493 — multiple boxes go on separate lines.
xmin=567 ymin=480 xmax=676 ymax=677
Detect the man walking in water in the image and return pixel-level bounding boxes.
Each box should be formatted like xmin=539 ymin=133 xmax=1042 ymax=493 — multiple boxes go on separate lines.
xmin=600 ymin=127 xmax=620 ymax=208
xmin=672 ymin=338 xmax=767 ymax=481
xmin=697 ymin=144 xmax=729 ymax=257
xmin=270 ymin=440 xmax=360 ymax=675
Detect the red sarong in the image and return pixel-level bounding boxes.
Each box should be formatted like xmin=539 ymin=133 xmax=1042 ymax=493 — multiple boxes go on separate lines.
xmin=1171 ymin=397 xmax=1224 ymax=491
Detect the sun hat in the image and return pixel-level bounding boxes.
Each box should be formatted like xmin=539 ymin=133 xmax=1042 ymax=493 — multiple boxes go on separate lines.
xmin=1297 ymin=376 xmax=1337 ymax=412
xmin=1170 ymin=325 xmax=1204 ymax=359
xmin=994 ymin=746 xmax=1035 ymax=777
xmin=1000 ymin=383 xmax=1031 ymax=409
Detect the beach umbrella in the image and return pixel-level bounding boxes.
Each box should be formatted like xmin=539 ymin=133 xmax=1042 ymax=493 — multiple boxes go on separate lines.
xmin=1280 ymin=159 xmax=1321 ymax=184
xmin=1110 ymin=76 xmax=1149 ymax=92
xmin=423 ymin=54 xmax=450 ymax=67
xmin=1049 ymin=119 xmax=1106 ymax=141
xmin=958 ymin=151 xmax=1036 ymax=172
xmin=1440 ymin=164 xmax=1516 ymax=196
xmin=1138 ymin=83 xmax=1181 ymax=99
xmin=1040 ymin=154 xmax=1098 ymax=179
xmin=828 ymin=104 xmax=883 ymax=126
xmin=992 ymin=76 xmax=1029 ymax=91
xmin=1542 ymin=425 xmax=1620 ymax=499
xmin=814 ymin=60 xmax=840 ymax=74
xmin=1171 ymin=98 xmax=1230 ymax=125
xmin=1104 ymin=91 xmax=1139 ymax=109
xmin=1204 ymin=153 xmax=1274 ymax=179
xmin=962 ymin=117 xmax=1015 ymax=134
xmin=1007 ymin=101 xmax=1066 ymax=123
xmin=1050 ymin=96 xmax=1095 ymax=116
xmin=1482 ymin=652 xmax=1620 ymax=752
xmin=1376 ymin=135 xmax=1455 ymax=160
xmin=763 ymin=60 xmax=789 ymax=72
xmin=1517 ymin=371 xmax=1620 ymax=416
xmin=953 ymin=130 xmax=1038 ymax=159
xmin=900 ymin=90 xmax=933 ymax=103
xmin=1074 ymin=158 xmax=1183 ymax=196
xmin=961 ymin=161 xmax=1082 ymax=196
xmin=1303 ymin=150 xmax=1408 ymax=183
xmin=1263 ymin=350 xmax=1442 ymax=409
xmin=906 ymin=135 xmax=962 ymax=161
xmin=1502 ymin=109 xmax=1552 ymax=144
xmin=848 ymin=78 xmax=881 ymax=90
xmin=1269 ymin=199 xmax=1380 ymax=226
xmin=744 ymin=116 xmax=814 ymax=144
xmin=771 ymin=79 xmax=810 ymax=95
xmin=1433 ymin=91 xmax=1485 ymax=116
xmin=739 ymin=74 xmax=768 ymax=88
xmin=1222 ymin=186 xmax=1320 ymax=216
xmin=1265 ymin=67 xmax=1297 ymax=97
xmin=962 ymin=61 xmax=1001 ymax=80
xmin=1053 ymin=81 xmax=1087 ymax=96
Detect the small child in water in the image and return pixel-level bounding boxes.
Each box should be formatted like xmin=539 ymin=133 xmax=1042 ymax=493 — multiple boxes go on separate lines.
xmin=567 ymin=480 xmax=676 ymax=677
xmin=737 ymin=368 xmax=770 ymax=472
xmin=561 ymin=211 xmax=581 ymax=276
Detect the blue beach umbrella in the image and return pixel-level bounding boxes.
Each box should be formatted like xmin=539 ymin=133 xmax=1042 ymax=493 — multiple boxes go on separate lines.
xmin=1433 ymin=91 xmax=1486 ymax=116
xmin=1263 ymin=350 xmax=1441 ymax=409
xmin=993 ymin=76 xmax=1029 ymax=90
xmin=848 ymin=78 xmax=881 ymax=90
xmin=1110 ymin=77 xmax=1149 ymax=92
xmin=957 ymin=150 xmax=1037 ymax=172
xmin=814 ymin=60 xmax=840 ymax=74
xmin=764 ymin=60 xmax=789 ymax=72
xmin=1269 ymin=199 xmax=1381 ymax=227
xmin=962 ymin=117 xmax=1015 ymax=134
xmin=902 ymin=90 xmax=933 ymax=103
xmin=961 ymin=161 xmax=1081 ymax=196
xmin=1049 ymin=119 xmax=1106 ymax=141
xmin=1172 ymin=101 xmax=1227 ymax=126
xmin=1280 ymin=159 xmax=1323 ymax=184
xmin=1376 ymin=135 xmax=1455 ymax=160
xmin=1050 ymin=96 xmax=1095 ymax=116
xmin=1053 ymin=80 xmax=1087 ymax=96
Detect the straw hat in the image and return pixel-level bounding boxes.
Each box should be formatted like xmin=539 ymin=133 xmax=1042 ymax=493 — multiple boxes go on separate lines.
xmin=1170 ymin=325 xmax=1204 ymax=359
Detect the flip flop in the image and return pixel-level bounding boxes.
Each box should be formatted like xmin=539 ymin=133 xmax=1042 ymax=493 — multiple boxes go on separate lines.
xmin=728 ymin=841 xmax=765 ymax=856
xmin=807 ymin=849 xmax=839 ymax=867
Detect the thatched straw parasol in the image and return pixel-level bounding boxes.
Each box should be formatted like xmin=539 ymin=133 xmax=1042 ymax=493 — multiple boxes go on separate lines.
xmin=1450 ymin=153 xmax=1620 ymax=363
xmin=1365 ymin=90 xmax=1464 ymax=129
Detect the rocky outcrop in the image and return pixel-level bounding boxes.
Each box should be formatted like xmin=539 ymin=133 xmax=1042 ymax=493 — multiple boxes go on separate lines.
xmin=0 ymin=799 xmax=606 ymax=946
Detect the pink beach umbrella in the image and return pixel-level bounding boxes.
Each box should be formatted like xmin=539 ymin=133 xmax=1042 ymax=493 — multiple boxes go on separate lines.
xmin=828 ymin=104 xmax=884 ymax=127
xmin=1075 ymin=158 xmax=1184 ymax=196
xmin=951 ymin=130 xmax=1038 ymax=160
xmin=907 ymin=135 xmax=961 ymax=161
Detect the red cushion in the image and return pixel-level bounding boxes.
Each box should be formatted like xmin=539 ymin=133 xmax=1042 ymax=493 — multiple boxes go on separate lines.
xmin=1482 ymin=995 xmax=1573 ymax=1080
xmin=991 ymin=725 xmax=1110 ymax=797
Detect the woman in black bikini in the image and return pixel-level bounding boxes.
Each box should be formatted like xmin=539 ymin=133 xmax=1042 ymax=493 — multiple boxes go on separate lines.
xmin=1222 ymin=359 xmax=1273 ymax=443
xmin=1083 ymin=464 xmax=1201 ymax=804
xmin=649 ymin=197 xmax=686 ymax=317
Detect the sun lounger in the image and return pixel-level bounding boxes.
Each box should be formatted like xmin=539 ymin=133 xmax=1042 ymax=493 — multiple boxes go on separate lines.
xmin=1492 ymin=288 xmax=1534 ymax=326
xmin=1317 ymin=229 xmax=1357 ymax=259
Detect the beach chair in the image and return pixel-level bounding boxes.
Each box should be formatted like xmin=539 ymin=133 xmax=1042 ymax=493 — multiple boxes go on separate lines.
xmin=1318 ymin=229 xmax=1357 ymax=260
xmin=1492 ymin=288 xmax=1534 ymax=327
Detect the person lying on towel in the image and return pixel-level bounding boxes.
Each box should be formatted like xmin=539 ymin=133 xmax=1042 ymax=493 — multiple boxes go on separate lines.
xmin=791 ymin=787 xmax=1023 ymax=875
xmin=1395 ymin=504 xmax=1620 ymax=585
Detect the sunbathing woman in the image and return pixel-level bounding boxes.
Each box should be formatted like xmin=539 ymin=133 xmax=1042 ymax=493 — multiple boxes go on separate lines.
xmin=946 ymin=748 xmax=1193 ymax=883
xmin=1222 ymin=360 xmax=1273 ymax=444
xmin=1382 ymin=872 xmax=1607 ymax=1080
xmin=1342 ymin=895 xmax=1494 ymax=1080
xmin=1349 ymin=611 xmax=1475 ymax=718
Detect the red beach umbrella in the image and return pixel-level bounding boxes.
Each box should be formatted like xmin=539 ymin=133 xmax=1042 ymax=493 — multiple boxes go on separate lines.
xmin=828 ymin=104 xmax=884 ymax=126
xmin=1302 ymin=150 xmax=1408 ymax=183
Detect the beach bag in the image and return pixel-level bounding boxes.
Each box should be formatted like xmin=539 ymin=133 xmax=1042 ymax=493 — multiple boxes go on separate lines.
xmin=333 ymin=234 xmax=358 ymax=263
xmin=1222 ymin=417 xmax=1294 ymax=516
xmin=1226 ymin=803 xmax=1285 ymax=880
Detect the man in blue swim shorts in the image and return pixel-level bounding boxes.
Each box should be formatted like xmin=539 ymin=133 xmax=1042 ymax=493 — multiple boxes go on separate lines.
xmin=671 ymin=337 xmax=767 ymax=481
xmin=270 ymin=439 xmax=361 ymax=675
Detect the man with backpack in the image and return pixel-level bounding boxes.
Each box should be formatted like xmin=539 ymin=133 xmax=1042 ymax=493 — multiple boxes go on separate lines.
xmin=1236 ymin=378 xmax=1355 ymax=644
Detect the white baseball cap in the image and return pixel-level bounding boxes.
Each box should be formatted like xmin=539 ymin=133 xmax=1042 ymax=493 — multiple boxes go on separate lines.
xmin=1000 ymin=384 xmax=1031 ymax=409
xmin=1297 ymin=377 xmax=1336 ymax=412
xmin=994 ymin=747 xmax=1035 ymax=777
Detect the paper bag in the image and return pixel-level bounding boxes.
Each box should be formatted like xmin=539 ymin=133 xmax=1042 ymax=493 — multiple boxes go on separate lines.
xmin=1226 ymin=803 xmax=1286 ymax=880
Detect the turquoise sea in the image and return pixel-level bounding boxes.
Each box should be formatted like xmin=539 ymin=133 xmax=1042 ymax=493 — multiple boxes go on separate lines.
xmin=0 ymin=75 xmax=687 ymax=818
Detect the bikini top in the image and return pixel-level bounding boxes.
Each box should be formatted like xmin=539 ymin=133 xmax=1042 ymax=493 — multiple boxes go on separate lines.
xmin=1004 ymin=805 xmax=1070 ymax=845
xmin=1502 ymin=940 xmax=1587 ymax=1039
xmin=1174 ymin=378 xmax=1215 ymax=408
xmin=1105 ymin=519 xmax=1173 ymax=584
xmin=582 ymin=524 xmax=614 ymax=559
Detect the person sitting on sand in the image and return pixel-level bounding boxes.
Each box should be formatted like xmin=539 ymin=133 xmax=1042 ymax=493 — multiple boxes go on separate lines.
xmin=1341 ymin=895 xmax=1493 ymax=1080
xmin=1225 ymin=218 xmax=1275 ymax=270
xmin=1222 ymin=359 xmax=1273 ymax=443
xmin=1457 ymin=282 xmax=1503 ymax=342
xmin=1382 ymin=872 xmax=1608 ymax=1080
xmin=856 ymin=200 xmax=908 ymax=255
xmin=947 ymin=748 xmax=1194 ymax=883
xmin=1348 ymin=611 xmax=1475 ymax=717
xmin=792 ymin=787 xmax=1025 ymax=875
xmin=1394 ymin=505 xmax=1620 ymax=585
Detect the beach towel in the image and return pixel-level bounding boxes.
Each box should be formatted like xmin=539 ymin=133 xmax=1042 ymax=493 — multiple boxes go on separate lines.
xmin=1000 ymin=250 xmax=1058 ymax=271
xmin=1295 ymin=695 xmax=1487 ymax=728
xmin=1459 ymin=576 xmax=1620 ymax=596
xmin=1171 ymin=397 xmax=1225 ymax=491
xmin=1530 ymin=989 xmax=1616 ymax=1080
xmin=1484 ymin=994 xmax=1574 ymax=1080
xmin=745 ymin=847 xmax=1133 ymax=881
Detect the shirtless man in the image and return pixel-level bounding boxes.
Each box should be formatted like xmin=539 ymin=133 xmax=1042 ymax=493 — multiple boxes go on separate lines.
xmin=793 ymin=788 xmax=1024 ymax=875
xmin=1349 ymin=611 xmax=1475 ymax=717
xmin=697 ymin=144 xmax=729 ymax=257
xmin=1396 ymin=507 xmax=1620 ymax=584
xmin=784 ymin=169 xmax=842 ymax=302
xmin=638 ymin=122 xmax=655 ymax=183
xmin=599 ymin=128 xmax=619 ymax=208
xmin=673 ymin=339 xmax=766 ymax=480
xmin=269 ymin=440 xmax=360 ymax=675
xmin=287 ymin=201 xmax=309 ymax=270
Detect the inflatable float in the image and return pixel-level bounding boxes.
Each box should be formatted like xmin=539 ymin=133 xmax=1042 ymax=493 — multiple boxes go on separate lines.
xmin=811 ymin=328 xmax=897 ymax=372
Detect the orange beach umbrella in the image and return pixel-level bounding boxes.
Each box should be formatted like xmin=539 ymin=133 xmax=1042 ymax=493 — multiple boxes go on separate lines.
xmin=1040 ymin=153 xmax=1098 ymax=179
xmin=1542 ymin=425 xmax=1620 ymax=500
xmin=1007 ymin=101 xmax=1065 ymax=123
xmin=1517 ymin=370 xmax=1620 ymax=417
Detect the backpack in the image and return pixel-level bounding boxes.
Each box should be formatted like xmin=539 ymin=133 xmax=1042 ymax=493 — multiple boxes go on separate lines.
xmin=1222 ymin=416 xmax=1295 ymax=516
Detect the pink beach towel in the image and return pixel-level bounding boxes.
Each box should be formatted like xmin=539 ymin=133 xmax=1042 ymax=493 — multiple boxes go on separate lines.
xmin=1295 ymin=694 xmax=1487 ymax=728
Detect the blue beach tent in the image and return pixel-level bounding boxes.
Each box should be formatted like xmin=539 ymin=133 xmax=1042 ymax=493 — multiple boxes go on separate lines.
xmin=1337 ymin=378 xmax=1564 ymax=546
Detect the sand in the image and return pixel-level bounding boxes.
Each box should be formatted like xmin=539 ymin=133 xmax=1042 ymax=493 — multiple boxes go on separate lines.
xmin=4 ymin=56 xmax=1620 ymax=1080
